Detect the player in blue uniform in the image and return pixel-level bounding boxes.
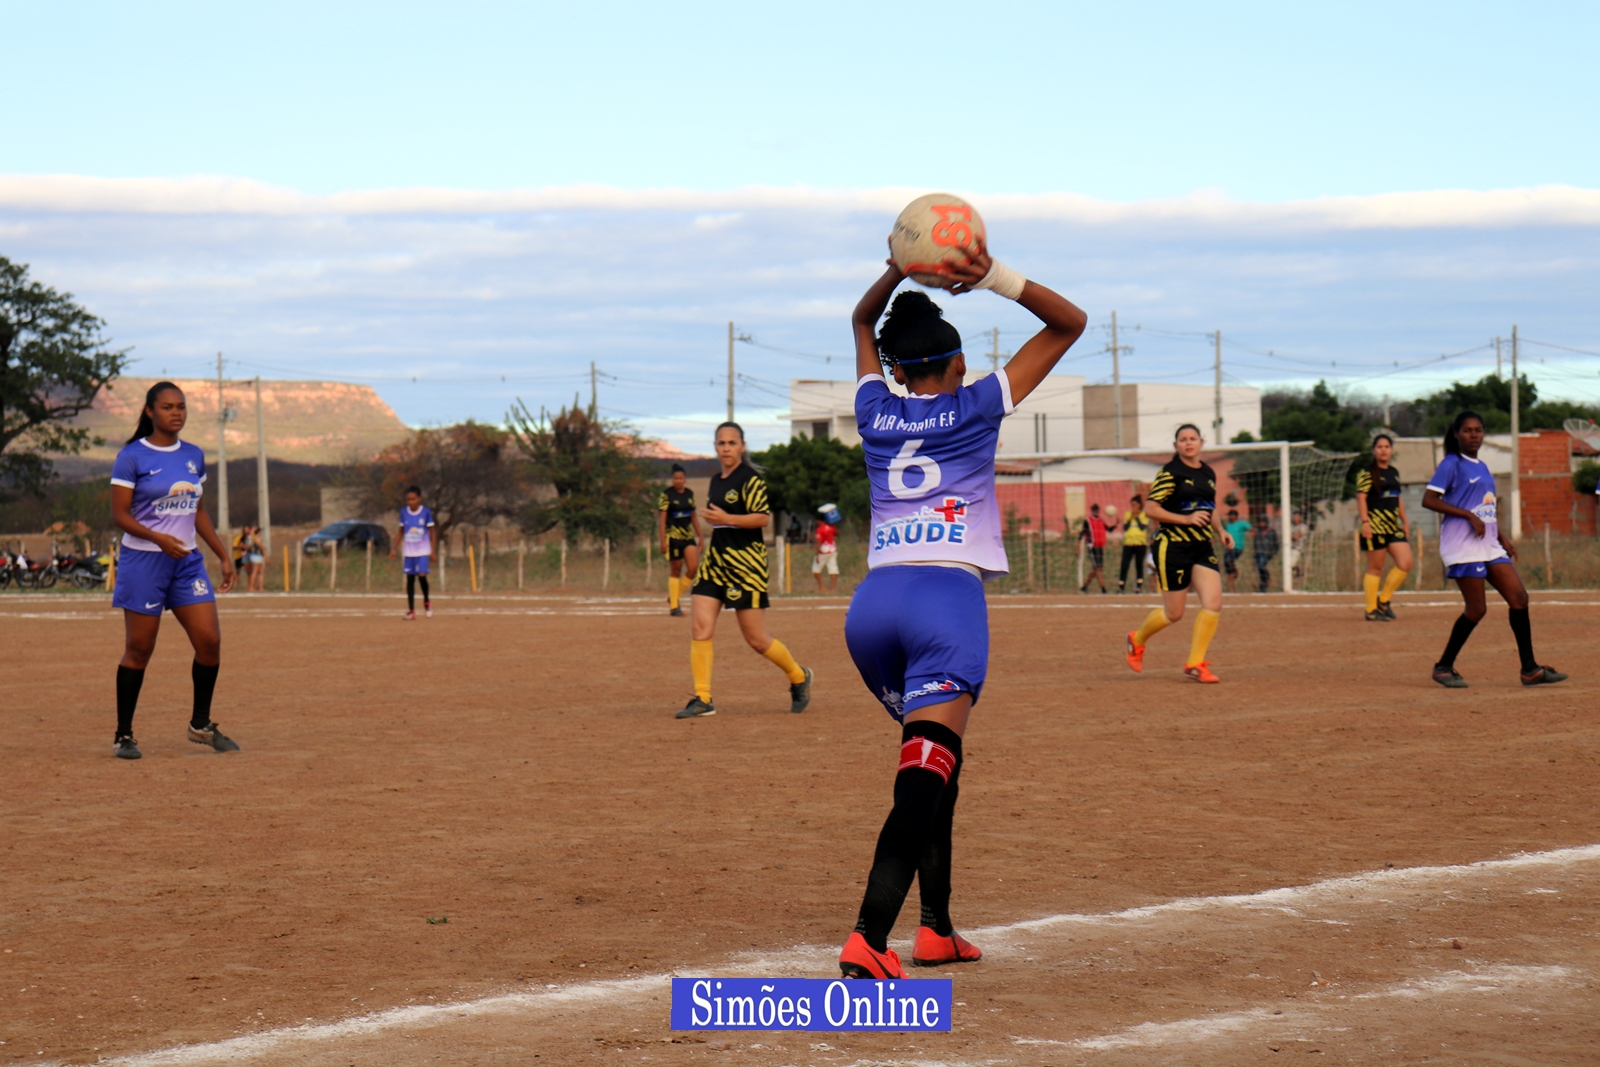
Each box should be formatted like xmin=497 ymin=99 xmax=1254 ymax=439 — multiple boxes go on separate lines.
xmin=1423 ymin=411 xmax=1565 ymax=688
xmin=837 ymin=239 xmax=1086 ymax=978
xmin=108 ymin=382 xmax=239 ymax=760
xmin=390 ymin=485 xmax=436 ymax=620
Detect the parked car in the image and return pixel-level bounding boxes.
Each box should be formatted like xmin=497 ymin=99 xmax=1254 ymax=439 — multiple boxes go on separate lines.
xmin=302 ymin=521 xmax=391 ymax=555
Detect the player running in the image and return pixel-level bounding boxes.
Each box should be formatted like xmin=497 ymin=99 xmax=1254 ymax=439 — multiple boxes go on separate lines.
xmin=1124 ymin=424 xmax=1234 ymax=683
xmin=658 ymin=463 xmax=702 ymax=616
xmin=1423 ymin=411 xmax=1566 ymax=688
xmin=108 ymin=382 xmax=239 ymax=760
xmin=838 ymin=241 xmax=1086 ymax=979
xmin=1117 ymin=494 xmax=1149 ymax=594
xmin=390 ymin=485 xmax=435 ymax=619
xmin=675 ymin=422 xmax=812 ymax=718
xmin=1356 ymin=433 xmax=1413 ymax=621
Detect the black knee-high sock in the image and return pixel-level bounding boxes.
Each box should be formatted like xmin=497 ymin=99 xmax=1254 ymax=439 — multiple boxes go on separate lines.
xmin=917 ymin=756 xmax=962 ymax=937
xmin=1438 ymin=614 xmax=1479 ymax=669
xmin=1508 ymin=608 xmax=1537 ymax=672
xmin=407 ymin=573 xmax=416 ymax=611
xmin=192 ymin=661 xmax=220 ymax=728
xmin=418 ymin=575 xmax=430 ymax=605
xmin=116 ymin=665 xmax=145 ymax=738
xmin=854 ymin=721 xmax=962 ymax=952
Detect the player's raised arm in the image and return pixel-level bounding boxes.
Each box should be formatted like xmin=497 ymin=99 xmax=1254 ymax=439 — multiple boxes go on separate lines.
xmin=853 ymin=260 xmax=907 ymax=380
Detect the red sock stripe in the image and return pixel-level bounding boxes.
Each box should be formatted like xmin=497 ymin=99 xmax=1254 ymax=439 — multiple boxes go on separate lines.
xmin=898 ymin=737 xmax=956 ymax=783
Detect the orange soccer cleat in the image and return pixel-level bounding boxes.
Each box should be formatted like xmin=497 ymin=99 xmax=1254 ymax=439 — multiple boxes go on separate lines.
xmin=839 ymin=932 xmax=907 ymax=979
xmin=1125 ymin=632 xmax=1146 ymax=673
xmin=911 ymin=927 xmax=983 ymax=967
xmin=1183 ymin=661 xmax=1220 ymax=683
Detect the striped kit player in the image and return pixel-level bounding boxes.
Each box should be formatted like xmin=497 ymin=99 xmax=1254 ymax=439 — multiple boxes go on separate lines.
xmin=658 ymin=462 xmax=701 ymax=616
xmin=1355 ymin=433 xmax=1414 ymax=622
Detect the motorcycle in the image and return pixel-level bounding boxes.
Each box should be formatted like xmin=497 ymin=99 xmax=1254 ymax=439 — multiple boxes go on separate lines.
xmin=63 ymin=550 xmax=111 ymax=589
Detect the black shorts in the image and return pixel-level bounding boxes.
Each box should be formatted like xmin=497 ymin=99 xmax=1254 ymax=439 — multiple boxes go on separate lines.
xmin=691 ymin=576 xmax=769 ymax=610
xmin=1087 ymin=545 xmax=1105 ymax=568
xmin=1155 ymin=537 xmax=1219 ymax=592
xmin=1361 ymin=531 xmax=1406 ymax=552
xmin=667 ymin=537 xmax=697 ymax=562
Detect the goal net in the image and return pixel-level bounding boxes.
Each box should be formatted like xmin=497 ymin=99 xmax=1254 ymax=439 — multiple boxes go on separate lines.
xmin=988 ymin=441 xmax=1360 ymax=594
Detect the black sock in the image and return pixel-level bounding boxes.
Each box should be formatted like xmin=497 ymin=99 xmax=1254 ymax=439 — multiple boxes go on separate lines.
xmin=192 ymin=661 xmax=219 ymax=729
xmin=419 ymin=576 xmax=430 ymax=605
xmin=917 ymin=756 xmax=962 ymax=937
xmin=116 ymin=665 xmax=145 ymax=738
xmin=1508 ymin=608 xmax=1537 ymax=673
xmin=1438 ymin=614 xmax=1479 ymax=669
xmin=407 ymin=574 xmax=416 ymax=612
xmin=854 ymin=721 xmax=962 ymax=952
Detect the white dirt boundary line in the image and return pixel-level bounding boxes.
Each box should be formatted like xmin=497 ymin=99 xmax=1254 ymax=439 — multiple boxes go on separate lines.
xmin=77 ymin=843 xmax=1600 ymax=1067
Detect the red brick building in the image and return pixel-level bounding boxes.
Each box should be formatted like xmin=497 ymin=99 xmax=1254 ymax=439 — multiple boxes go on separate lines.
xmin=1518 ymin=429 xmax=1597 ymax=536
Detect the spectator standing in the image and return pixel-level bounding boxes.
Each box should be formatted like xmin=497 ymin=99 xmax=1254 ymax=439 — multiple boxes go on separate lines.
xmin=1077 ymin=503 xmax=1113 ymax=593
xmin=813 ymin=503 xmax=841 ymax=593
xmin=1117 ymin=495 xmax=1150 ymax=594
xmin=1253 ymin=515 xmax=1280 ymax=591
xmin=1221 ymin=509 xmax=1252 ymax=592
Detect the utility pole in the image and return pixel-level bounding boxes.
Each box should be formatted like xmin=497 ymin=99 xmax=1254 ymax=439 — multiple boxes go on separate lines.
xmin=1382 ymin=393 xmax=1391 ymax=429
xmin=1108 ymin=311 xmax=1132 ymax=448
xmin=1211 ymin=330 xmax=1223 ymax=442
xmin=989 ymin=327 xmax=1001 ymax=375
xmin=215 ymin=352 xmax=230 ymax=541
xmin=1495 ymin=336 xmax=1502 ymax=378
xmin=589 ymin=360 xmax=598 ymax=417
xmin=1510 ymin=324 xmax=1521 ymax=538
xmin=254 ymin=377 xmax=271 ymax=554
xmin=727 ymin=321 xmax=736 ymax=423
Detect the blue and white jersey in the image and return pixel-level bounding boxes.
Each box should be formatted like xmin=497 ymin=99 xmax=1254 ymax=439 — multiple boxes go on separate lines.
xmin=110 ymin=438 xmax=208 ymax=553
xmin=855 ymin=370 xmax=1015 ymax=577
xmin=399 ymin=505 xmax=436 ymax=557
xmin=1426 ymin=453 xmax=1501 ymax=566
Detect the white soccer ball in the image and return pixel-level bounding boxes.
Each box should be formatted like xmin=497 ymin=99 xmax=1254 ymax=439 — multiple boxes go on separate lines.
xmin=890 ymin=193 xmax=986 ymax=289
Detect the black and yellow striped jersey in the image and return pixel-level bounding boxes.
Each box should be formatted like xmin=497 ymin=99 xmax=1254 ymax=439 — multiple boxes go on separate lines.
xmin=698 ymin=463 xmax=770 ymax=593
xmin=1121 ymin=510 xmax=1150 ymax=547
xmin=1148 ymin=458 xmax=1217 ymax=544
xmin=658 ymin=486 xmax=697 ymax=541
xmin=1355 ymin=465 xmax=1403 ymax=536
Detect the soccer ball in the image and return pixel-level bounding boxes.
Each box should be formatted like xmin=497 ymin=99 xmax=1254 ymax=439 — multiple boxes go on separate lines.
xmin=890 ymin=193 xmax=986 ymax=289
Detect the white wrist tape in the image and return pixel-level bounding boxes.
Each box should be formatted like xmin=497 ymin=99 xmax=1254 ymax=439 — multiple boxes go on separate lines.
xmin=974 ymin=259 xmax=1027 ymax=300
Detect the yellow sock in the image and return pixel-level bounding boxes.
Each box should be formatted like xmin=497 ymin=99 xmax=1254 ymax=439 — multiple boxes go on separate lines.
xmin=762 ymin=638 xmax=807 ymax=685
xmin=1363 ymin=572 xmax=1380 ymax=613
xmin=668 ymin=575 xmax=680 ymax=610
xmin=1187 ymin=608 xmax=1219 ymax=667
xmin=1379 ymin=567 xmax=1407 ymax=604
xmin=1133 ymin=607 xmax=1173 ymax=646
xmin=691 ymin=638 xmax=713 ymax=702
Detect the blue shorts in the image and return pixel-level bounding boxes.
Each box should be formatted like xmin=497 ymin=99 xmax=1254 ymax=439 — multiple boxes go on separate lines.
xmin=403 ymin=555 xmax=431 ymax=575
xmin=843 ymin=565 xmax=989 ymax=723
xmin=112 ymin=548 xmax=216 ymax=616
xmin=1445 ymin=557 xmax=1512 ymax=580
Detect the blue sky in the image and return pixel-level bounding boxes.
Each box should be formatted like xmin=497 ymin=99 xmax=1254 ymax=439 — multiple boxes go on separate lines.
xmin=2 ymin=3 xmax=1597 ymax=452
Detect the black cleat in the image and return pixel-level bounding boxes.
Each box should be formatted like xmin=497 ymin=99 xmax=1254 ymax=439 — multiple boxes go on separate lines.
xmin=1431 ymin=665 xmax=1469 ymax=689
xmin=1520 ymin=665 xmax=1568 ymax=686
xmin=789 ymin=666 xmax=813 ymax=714
xmin=1378 ymin=599 xmax=1397 ymax=620
xmin=675 ymin=697 xmax=716 ymax=719
xmin=669 ymin=606 xmax=684 ymax=617
xmin=113 ymin=735 xmax=142 ymax=760
xmin=188 ymin=722 xmax=240 ymax=752
xmin=1365 ymin=610 xmax=1390 ymax=622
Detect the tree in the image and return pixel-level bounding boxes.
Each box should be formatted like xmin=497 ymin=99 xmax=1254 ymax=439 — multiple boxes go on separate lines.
xmin=507 ymin=399 xmax=656 ymax=544
xmin=752 ymin=434 xmax=870 ymax=521
xmin=1413 ymin=373 xmax=1535 ymax=435
xmin=352 ymin=421 xmax=525 ymax=545
xmin=0 ymin=256 xmax=128 ymax=497
xmin=1574 ymin=460 xmax=1600 ymax=496
xmin=1254 ymin=380 xmax=1371 ymax=453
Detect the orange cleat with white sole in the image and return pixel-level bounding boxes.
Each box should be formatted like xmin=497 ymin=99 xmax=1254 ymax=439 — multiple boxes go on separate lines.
xmin=1125 ymin=632 xmax=1146 ymax=673
xmin=911 ymin=927 xmax=983 ymax=967
xmin=1183 ymin=661 xmax=1220 ymax=683
xmin=839 ymin=932 xmax=907 ymax=979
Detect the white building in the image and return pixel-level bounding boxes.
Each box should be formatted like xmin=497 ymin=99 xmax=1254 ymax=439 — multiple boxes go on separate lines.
xmin=789 ymin=375 xmax=1260 ymax=454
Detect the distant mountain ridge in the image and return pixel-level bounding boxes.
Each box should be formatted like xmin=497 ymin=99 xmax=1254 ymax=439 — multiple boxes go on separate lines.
xmin=69 ymin=377 xmax=411 ymax=470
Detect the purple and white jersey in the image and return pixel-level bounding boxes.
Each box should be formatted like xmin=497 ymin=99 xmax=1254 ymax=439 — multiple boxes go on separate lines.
xmin=855 ymin=370 xmax=1015 ymax=577
xmin=110 ymin=438 xmax=208 ymax=553
xmin=400 ymin=504 xmax=435 ymax=557
xmin=1426 ymin=453 xmax=1502 ymax=566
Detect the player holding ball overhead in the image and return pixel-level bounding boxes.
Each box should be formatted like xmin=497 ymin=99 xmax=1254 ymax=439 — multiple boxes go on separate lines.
xmin=839 ymin=200 xmax=1087 ymax=979
xmin=108 ymin=382 xmax=239 ymax=760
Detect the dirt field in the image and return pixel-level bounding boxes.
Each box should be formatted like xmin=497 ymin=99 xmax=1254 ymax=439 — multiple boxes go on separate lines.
xmin=2 ymin=587 xmax=1597 ymax=1066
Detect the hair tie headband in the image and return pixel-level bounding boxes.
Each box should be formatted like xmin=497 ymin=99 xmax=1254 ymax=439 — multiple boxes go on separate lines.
xmin=894 ymin=347 xmax=963 ymax=366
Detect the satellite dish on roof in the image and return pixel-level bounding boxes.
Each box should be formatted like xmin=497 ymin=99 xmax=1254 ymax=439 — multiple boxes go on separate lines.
xmin=1565 ymin=418 xmax=1600 ymax=453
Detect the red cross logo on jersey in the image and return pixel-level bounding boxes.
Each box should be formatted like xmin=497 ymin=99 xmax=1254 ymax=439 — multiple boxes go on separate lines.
xmin=932 ymin=497 xmax=968 ymax=523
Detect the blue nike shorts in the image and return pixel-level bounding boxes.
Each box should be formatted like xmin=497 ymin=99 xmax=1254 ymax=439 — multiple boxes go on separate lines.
xmin=112 ymin=548 xmax=216 ymax=616
xmin=1444 ymin=557 xmax=1512 ymax=580
xmin=844 ymin=564 xmax=989 ymax=723
xmin=403 ymin=555 xmax=431 ymax=575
